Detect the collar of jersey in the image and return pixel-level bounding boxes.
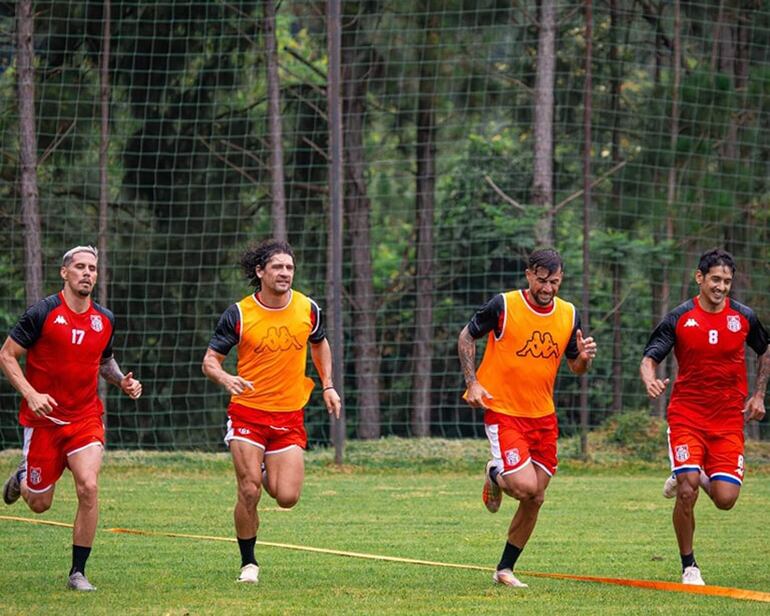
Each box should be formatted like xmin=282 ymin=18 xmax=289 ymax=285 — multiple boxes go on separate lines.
xmin=252 ymin=289 xmax=293 ymax=311
xmin=520 ymin=289 xmax=555 ymax=316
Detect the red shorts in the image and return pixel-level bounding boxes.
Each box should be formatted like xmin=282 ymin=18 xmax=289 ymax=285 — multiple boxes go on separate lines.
xmin=484 ymin=410 xmax=558 ymax=476
xmin=22 ymin=414 xmax=105 ymax=493
xmin=225 ymin=403 xmax=307 ymax=454
xmin=668 ymin=425 xmax=744 ymax=485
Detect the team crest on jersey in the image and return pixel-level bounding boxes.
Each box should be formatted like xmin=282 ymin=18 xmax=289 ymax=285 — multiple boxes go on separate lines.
xmin=726 ymin=315 xmax=741 ymax=333
xmin=29 ymin=466 xmax=42 ymax=486
xmin=675 ymin=445 xmax=690 ymax=462
xmin=504 ymin=448 xmax=521 ymax=467
xmin=90 ymin=315 xmax=104 ymax=332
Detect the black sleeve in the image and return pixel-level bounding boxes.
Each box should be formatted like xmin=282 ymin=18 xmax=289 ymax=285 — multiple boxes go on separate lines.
xmin=564 ymin=311 xmax=582 ymax=360
xmin=8 ymin=295 xmax=60 ymax=349
xmin=467 ymin=294 xmax=505 ymax=339
xmin=308 ymin=298 xmax=327 ymax=344
xmin=643 ymin=313 xmax=678 ymax=363
xmin=733 ymin=302 xmax=770 ymax=356
xmin=93 ymin=303 xmax=116 ymax=360
xmin=208 ymin=304 xmax=240 ymax=355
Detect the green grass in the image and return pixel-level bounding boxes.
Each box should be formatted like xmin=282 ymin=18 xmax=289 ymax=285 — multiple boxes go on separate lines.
xmin=1 ymin=440 xmax=769 ymax=615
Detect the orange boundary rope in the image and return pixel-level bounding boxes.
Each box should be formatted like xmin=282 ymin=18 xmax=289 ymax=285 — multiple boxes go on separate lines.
xmin=2 ymin=515 xmax=768 ymax=603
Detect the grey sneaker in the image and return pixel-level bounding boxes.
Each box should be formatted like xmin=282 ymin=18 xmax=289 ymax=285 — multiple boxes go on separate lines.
xmin=3 ymin=460 xmax=25 ymax=505
xmin=67 ymin=572 xmax=96 ymax=591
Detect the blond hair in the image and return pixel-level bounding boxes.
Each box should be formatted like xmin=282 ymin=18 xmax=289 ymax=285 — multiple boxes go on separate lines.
xmin=62 ymin=245 xmax=98 ymax=267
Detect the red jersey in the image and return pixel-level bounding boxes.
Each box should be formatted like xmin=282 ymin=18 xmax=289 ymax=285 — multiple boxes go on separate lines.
xmin=9 ymin=292 xmax=115 ymax=427
xmin=643 ymin=296 xmax=769 ymax=432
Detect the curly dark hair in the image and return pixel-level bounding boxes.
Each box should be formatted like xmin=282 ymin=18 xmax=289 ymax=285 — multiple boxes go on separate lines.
xmin=240 ymin=239 xmax=295 ymax=289
xmin=527 ymin=248 xmax=564 ymax=275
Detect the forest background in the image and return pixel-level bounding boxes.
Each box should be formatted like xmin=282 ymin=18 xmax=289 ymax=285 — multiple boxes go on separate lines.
xmin=0 ymin=0 xmax=768 ymax=453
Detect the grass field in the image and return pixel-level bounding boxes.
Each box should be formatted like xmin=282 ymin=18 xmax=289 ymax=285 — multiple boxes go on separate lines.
xmin=1 ymin=438 xmax=769 ymax=615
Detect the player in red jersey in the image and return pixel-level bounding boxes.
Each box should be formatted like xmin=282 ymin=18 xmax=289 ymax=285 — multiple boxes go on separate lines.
xmin=640 ymin=248 xmax=769 ymax=586
xmin=202 ymin=239 xmax=341 ymax=584
xmin=1 ymin=246 xmax=142 ymax=591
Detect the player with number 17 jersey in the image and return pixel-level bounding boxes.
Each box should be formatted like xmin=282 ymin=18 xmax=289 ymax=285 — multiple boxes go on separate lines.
xmin=9 ymin=291 xmax=114 ymax=428
xmin=643 ymin=295 xmax=768 ymax=434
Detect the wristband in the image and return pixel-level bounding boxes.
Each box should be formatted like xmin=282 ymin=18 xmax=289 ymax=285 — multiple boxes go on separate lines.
xmin=323 ymin=385 xmax=335 ymax=391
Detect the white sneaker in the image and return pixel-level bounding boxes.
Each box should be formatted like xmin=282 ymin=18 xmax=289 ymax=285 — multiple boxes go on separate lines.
xmin=682 ymin=565 xmax=705 ymax=586
xmin=492 ymin=568 xmax=528 ymax=588
xmin=237 ymin=563 xmax=259 ymax=583
xmin=662 ymin=474 xmax=678 ymax=499
xmin=67 ymin=572 xmax=96 ymax=591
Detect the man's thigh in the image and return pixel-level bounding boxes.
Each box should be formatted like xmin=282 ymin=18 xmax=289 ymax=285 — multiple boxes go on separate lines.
xmin=264 ymin=445 xmax=305 ymax=498
xmin=704 ymin=430 xmax=744 ymax=486
xmin=23 ymin=426 xmax=66 ymax=494
xmin=668 ymin=426 xmax=706 ymax=476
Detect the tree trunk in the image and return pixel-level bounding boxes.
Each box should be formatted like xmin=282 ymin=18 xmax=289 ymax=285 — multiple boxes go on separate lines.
xmin=579 ymin=0 xmax=593 ymax=458
xmin=532 ymin=0 xmax=556 ymax=246
xmin=98 ymin=0 xmax=112 ymax=406
xmin=342 ymin=14 xmax=381 ymax=439
xmin=611 ymin=263 xmax=623 ymax=413
xmin=326 ymin=0 xmax=346 ymax=463
xmin=657 ymin=0 xmax=681 ymax=417
xmin=17 ymin=0 xmax=42 ymax=304
xmin=264 ymin=0 xmax=287 ymax=241
xmin=609 ymin=0 xmax=623 ymax=414
xmin=411 ymin=7 xmax=438 ymax=437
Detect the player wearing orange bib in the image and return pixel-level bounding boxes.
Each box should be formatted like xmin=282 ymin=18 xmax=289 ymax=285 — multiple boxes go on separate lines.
xmin=458 ymin=249 xmax=597 ymax=588
xmin=202 ymin=239 xmax=341 ymax=584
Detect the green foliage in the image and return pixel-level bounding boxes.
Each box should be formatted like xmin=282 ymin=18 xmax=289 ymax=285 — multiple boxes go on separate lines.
xmin=601 ymin=410 xmax=667 ymax=461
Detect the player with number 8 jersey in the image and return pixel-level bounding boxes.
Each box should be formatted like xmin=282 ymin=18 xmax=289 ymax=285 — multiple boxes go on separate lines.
xmin=640 ymin=248 xmax=769 ymax=586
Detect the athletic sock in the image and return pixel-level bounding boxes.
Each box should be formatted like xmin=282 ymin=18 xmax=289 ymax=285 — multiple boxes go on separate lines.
xmin=489 ymin=464 xmax=501 ymax=485
xmin=238 ymin=536 xmax=258 ymax=567
xmin=70 ymin=545 xmax=91 ymax=576
xmin=681 ymin=552 xmax=697 ymax=571
xmin=497 ymin=542 xmax=523 ymax=571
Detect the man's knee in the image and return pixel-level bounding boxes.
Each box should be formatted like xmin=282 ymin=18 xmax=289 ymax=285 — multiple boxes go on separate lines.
xmin=75 ymin=479 xmax=99 ymax=506
xmin=237 ymin=480 xmax=262 ymax=507
xmin=27 ymin=494 xmax=52 ymax=514
xmin=275 ymin=489 xmax=301 ymax=509
xmin=505 ymin=482 xmax=539 ymax=502
xmin=712 ymin=489 xmax=739 ymax=511
xmin=676 ymin=483 xmax=699 ymax=508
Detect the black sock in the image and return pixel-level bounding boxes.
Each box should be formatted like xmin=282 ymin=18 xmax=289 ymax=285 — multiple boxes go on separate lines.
xmin=238 ymin=536 xmax=258 ymax=567
xmin=681 ymin=552 xmax=697 ymax=571
xmin=489 ymin=465 xmax=501 ymax=485
xmin=497 ymin=542 xmax=523 ymax=571
xmin=70 ymin=545 xmax=91 ymax=576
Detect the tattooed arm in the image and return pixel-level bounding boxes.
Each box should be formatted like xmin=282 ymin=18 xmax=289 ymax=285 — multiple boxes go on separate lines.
xmin=745 ymin=350 xmax=769 ymax=422
xmin=100 ymin=356 xmax=142 ymax=399
xmin=458 ymin=325 xmax=492 ymax=408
